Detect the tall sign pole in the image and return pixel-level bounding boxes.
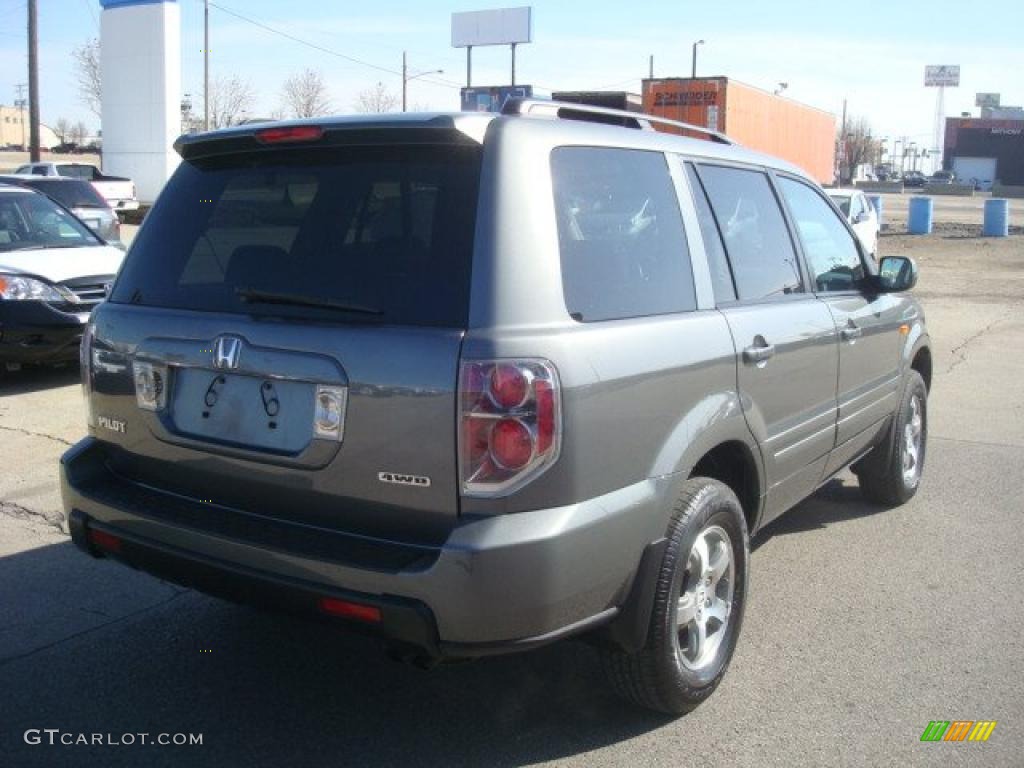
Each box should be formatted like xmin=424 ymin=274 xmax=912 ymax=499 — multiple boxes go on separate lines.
xmin=27 ymin=0 xmax=40 ymax=162
xmin=924 ymin=65 xmax=959 ymax=171
xmin=204 ymin=0 xmax=210 ymax=130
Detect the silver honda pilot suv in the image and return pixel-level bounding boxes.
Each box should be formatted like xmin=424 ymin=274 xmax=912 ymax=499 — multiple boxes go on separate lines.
xmin=62 ymin=100 xmax=931 ymax=714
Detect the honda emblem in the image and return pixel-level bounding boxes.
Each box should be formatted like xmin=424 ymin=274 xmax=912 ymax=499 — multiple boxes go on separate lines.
xmin=213 ymin=336 xmax=242 ymax=370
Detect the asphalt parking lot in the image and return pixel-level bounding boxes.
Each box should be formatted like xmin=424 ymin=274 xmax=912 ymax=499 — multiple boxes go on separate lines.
xmin=2 ymin=216 xmax=1023 ymax=766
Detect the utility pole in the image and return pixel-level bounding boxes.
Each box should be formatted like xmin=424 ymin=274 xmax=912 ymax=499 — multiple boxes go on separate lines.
xmin=402 ymin=51 xmax=407 ymax=113
xmin=691 ymin=40 xmax=704 ymax=78
xmin=511 ymin=43 xmax=516 ymax=86
xmin=27 ymin=0 xmax=40 ymax=161
xmin=204 ymin=0 xmax=210 ymax=130
xmin=649 ymin=54 xmax=654 ymax=79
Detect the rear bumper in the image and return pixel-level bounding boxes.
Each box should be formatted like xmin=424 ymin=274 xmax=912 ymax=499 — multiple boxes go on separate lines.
xmin=61 ymin=438 xmax=671 ymax=657
xmin=0 ymin=301 xmax=89 ymax=363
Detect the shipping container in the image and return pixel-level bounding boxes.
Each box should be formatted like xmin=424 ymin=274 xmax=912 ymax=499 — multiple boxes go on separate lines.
xmin=552 ymin=91 xmax=643 ymax=113
xmin=642 ymin=77 xmax=836 ymax=184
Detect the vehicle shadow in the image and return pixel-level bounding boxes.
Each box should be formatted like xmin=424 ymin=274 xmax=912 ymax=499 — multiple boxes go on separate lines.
xmin=0 ymin=364 xmax=80 ymax=396
xmin=752 ymin=475 xmax=890 ymax=551
xmin=1 ymin=539 xmax=675 ymax=767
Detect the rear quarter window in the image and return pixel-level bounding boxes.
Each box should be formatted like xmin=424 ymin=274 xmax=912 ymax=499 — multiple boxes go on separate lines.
xmin=551 ymin=146 xmax=696 ymax=322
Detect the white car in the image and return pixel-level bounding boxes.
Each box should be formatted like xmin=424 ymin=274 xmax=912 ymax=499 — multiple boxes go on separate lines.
xmin=14 ymin=162 xmax=139 ymax=213
xmin=0 ymin=184 xmax=124 ymax=369
xmin=828 ymin=189 xmax=879 ymax=259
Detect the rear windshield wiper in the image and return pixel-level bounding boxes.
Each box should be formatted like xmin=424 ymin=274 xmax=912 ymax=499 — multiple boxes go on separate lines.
xmin=235 ymin=287 xmax=384 ymax=316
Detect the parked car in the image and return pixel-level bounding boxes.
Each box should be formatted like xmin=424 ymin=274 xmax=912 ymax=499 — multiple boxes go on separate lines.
xmin=828 ymin=189 xmax=880 ymax=259
xmin=0 ymin=175 xmax=123 ymax=246
xmin=0 ymin=184 xmax=124 ymax=369
xmin=928 ymin=170 xmax=956 ymax=185
xmin=14 ymin=162 xmax=138 ymax=213
xmin=902 ymin=170 xmax=927 ymax=188
xmin=61 ymin=103 xmax=931 ymax=715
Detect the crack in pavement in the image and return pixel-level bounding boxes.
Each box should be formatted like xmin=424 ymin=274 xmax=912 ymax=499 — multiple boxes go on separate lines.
xmin=946 ymin=318 xmax=1005 ymax=374
xmin=0 ymin=423 xmax=74 ymax=447
xmin=0 ymin=589 xmax=190 ymax=667
xmin=0 ymin=500 xmax=66 ymax=532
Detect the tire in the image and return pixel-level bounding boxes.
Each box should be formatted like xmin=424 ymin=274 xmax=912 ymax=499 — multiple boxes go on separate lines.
xmin=855 ymin=370 xmax=927 ymax=506
xmin=600 ymin=478 xmax=749 ymax=715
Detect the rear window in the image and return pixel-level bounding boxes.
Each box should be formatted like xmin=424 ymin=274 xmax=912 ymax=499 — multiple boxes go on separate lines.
xmin=25 ymin=179 xmax=107 ymax=209
xmin=551 ymin=146 xmax=695 ymax=322
xmin=56 ymin=165 xmax=96 ymax=180
xmin=111 ymin=144 xmax=481 ymax=327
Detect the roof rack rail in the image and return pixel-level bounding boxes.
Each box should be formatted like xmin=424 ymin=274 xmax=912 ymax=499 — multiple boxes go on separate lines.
xmin=500 ymin=98 xmax=734 ymax=145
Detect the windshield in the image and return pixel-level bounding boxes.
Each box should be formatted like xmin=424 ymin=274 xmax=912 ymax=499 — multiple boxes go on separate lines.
xmin=0 ymin=191 xmax=102 ymax=252
xmin=111 ymin=144 xmax=482 ymax=327
xmin=828 ymin=196 xmax=852 ymax=216
xmin=23 ymin=179 xmax=108 ymax=209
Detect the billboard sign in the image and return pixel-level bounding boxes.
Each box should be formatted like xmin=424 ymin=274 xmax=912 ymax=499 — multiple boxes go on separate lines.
xmin=460 ymin=85 xmax=533 ymax=113
xmin=924 ymin=65 xmax=960 ymax=87
xmin=975 ymin=92 xmax=1000 ymax=108
xmin=452 ymin=7 xmax=532 ymax=48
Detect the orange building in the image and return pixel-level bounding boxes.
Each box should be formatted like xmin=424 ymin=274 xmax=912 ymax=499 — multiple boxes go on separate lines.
xmin=642 ymin=77 xmax=836 ymax=183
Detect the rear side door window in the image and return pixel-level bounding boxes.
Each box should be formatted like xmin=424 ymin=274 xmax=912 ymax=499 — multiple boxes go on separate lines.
xmin=695 ymin=165 xmax=803 ymax=300
xmin=777 ymin=176 xmax=865 ymax=292
xmin=683 ymin=162 xmax=736 ymax=304
xmin=551 ymin=147 xmax=696 ymax=322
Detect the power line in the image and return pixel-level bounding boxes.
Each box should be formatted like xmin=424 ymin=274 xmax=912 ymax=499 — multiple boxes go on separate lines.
xmin=206 ymin=2 xmax=461 ymax=91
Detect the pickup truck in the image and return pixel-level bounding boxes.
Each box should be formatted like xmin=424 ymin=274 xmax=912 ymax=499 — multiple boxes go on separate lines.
xmin=14 ymin=162 xmax=139 ymax=213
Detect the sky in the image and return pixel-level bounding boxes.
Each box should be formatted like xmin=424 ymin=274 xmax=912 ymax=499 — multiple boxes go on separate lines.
xmin=1 ymin=0 xmax=1022 ymax=157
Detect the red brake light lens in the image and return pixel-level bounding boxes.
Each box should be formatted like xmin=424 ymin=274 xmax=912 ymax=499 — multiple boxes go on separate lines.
xmin=459 ymin=359 xmax=561 ymax=496
xmin=489 ymin=364 xmax=529 ymax=409
xmin=490 ymin=418 xmax=534 ymax=470
xmin=88 ymin=528 xmax=122 ymax=553
xmin=317 ymin=597 xmax=382 ymax=623
xmin=255 ymin=125 xmax=324 ymax=144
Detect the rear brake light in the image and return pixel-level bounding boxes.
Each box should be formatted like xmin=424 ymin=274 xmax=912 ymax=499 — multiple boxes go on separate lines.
xmin=255 ymin=125 xmax=324 ymax=144
xmin=458 ymin=359 xmax=562 ymax=496
xmin=80 ymin=322 xmax=96 ymax=427
xmin=317 ymin=597 xmax=382 ymax=623
xmin=88 ymin=528 xmax=122 ymax=553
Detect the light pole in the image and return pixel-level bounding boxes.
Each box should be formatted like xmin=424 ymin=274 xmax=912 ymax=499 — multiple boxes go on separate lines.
xmin=691 ymin=39 xmax=704 ymax=78
xmin=402 ymin=51 xmax=443 ymax=112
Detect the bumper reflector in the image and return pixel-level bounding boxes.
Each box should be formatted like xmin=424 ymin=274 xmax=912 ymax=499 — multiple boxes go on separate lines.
xmin=317 ymin=597 xmax=382 ymax=623
xmin=88 ymin=528 xmax=123 ymax=553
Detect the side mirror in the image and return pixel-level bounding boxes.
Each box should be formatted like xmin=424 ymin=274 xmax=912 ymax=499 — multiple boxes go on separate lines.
xmin=853 ymin=211 xmax=870 ymax=224
xmin=876 ymin=256 xmax=918 ymax=292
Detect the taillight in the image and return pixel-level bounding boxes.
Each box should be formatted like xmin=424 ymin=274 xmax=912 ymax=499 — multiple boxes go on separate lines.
xmin=458 ymin=359 xmax=562 ymax=496
xmin=80 ymin=322 xmax=96 ymax=427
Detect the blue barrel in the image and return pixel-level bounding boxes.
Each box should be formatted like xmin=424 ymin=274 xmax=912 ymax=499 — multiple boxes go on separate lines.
xmin=908 ymin=196 xmax=933 ymax=235
xmin=983 ymin=198 xmax=1009 ymax=237
xmin=868 ymin=195 xmax=883 ymax=228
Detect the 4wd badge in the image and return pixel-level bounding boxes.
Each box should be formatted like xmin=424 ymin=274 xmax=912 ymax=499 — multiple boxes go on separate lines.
xmin=378 ymin=472 xmax=431 ymax=488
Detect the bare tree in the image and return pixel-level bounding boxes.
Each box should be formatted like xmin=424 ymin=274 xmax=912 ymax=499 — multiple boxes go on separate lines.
xmin=208 ymin=75 xmax=256 ymax=129
xmin=281 ymin=68 xmax=332 ymax=119
xmin=71 ymin=121 xmax=89 ymax=145
xmin=839 ymin=116 xmax=874 ymax=184
xmin=54 ymin=118 xmax=72 ymax=144
xmin=72 ymin=38 xmax=102 ymax=119
xmin=353 ymin=82 xmax=398 ymax=114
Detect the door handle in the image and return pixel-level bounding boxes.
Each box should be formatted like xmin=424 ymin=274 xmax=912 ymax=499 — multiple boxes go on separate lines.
xmin=743 ymin=338 xmax=776 ymax=365
xmin=841 ymin=324 xmax=863 ymax=342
